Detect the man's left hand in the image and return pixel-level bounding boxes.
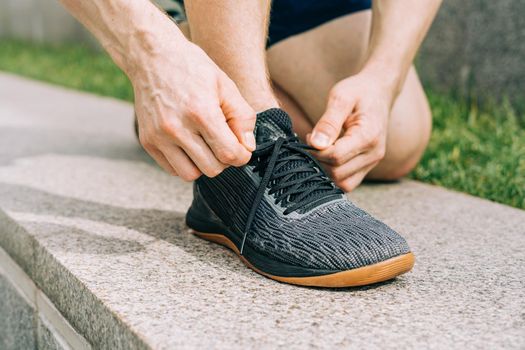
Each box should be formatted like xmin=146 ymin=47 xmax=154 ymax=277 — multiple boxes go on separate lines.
xmin=308 ymin=73 xmax=395 ymax=192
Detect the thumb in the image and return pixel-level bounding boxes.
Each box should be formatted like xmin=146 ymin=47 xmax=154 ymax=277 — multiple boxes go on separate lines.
xmin=218 ymin=76 xmax=257 ymax=152
xmin=310 ymin=94 xmax=355 ymax=150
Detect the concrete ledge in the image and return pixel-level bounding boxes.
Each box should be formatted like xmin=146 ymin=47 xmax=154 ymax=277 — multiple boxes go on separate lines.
xmin=1 ymin=73 xmax=524 ymax=349
xmin=0 ymin=246 xmax=90 ymax=349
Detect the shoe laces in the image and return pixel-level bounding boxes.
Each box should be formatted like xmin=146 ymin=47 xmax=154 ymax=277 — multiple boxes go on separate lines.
xmin=240 ymin=136 xmax=342 ymax=254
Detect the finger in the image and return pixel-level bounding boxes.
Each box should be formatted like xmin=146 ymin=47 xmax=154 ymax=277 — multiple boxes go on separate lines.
xmin=314 ymin=131 xmax=369 ymax=166
xmin=178 ymin=133 xmax=228 ymax=178
xmin=158 ymin=143 xmax=202 ymax=181
xmin=218 ymin=75 xmax=257 ymax=151
xmin=143 ymin=145 xmax=179 ymax=176
xmin=324 ymin=153 xmax=378 ymax=183
xmin=337 ymin=163 xmax=376 ymax=193
xmin=310 ymin=92 xmax=357 ymax=150
xmin=198 ymin=107 xmax=252 ymax=167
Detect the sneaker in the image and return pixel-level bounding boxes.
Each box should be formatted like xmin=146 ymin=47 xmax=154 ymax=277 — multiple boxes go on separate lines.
xmin=186 ymin=108 xmax=414 ymax=287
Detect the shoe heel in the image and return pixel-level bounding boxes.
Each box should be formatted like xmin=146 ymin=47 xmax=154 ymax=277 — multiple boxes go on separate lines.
xmin=186 ymin=184 xmax=229 ymax=234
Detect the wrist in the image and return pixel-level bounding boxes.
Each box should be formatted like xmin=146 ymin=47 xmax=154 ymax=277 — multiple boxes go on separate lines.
xmin=359 ymin=60 xmax=403 ymax=101
xmin=124 ymin=31 xmax=189 ymax=81
xmin=100 ymin=2 xmax=187 ymax=80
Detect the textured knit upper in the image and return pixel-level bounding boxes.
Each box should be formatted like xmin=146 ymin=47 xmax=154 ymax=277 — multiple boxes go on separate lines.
xmin=196 ymin=109 xmax=410 ymax=271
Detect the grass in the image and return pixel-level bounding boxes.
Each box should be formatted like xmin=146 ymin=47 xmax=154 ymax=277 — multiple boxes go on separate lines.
xmin=1 ymin=39 xmax=523 ymax=210
xmin=412 ymin=94 xmax=524 ymax=209
xmin=0 ymin=39 xmax=133 ymax=101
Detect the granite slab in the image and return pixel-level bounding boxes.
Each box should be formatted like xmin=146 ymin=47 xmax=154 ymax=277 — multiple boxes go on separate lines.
xmin=0 ymin=73 xmax=524 ymax=349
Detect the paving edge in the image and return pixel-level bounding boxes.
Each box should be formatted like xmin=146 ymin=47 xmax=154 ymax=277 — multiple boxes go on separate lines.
xmin=0 ymin=207 xmax=151 ymax=350
xmin=0 ymin=245 xmax=91 ymax=350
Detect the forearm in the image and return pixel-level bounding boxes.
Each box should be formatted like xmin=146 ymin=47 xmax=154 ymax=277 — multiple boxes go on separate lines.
xmin=58 ymin=0 xmax=187 ymax=78
xmin=361 ymin=0 xmax=442 ymax=98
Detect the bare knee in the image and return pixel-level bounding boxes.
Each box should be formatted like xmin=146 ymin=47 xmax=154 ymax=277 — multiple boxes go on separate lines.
xmin=368 ymin=107 xmax=432 ymax=181
xmin=373 ymin=139 xmax=428 ymax=181
xmin=369 ymin=118 xmax=431 ymax=181
xmin=368 ymin=67 xmax=432 ymax=181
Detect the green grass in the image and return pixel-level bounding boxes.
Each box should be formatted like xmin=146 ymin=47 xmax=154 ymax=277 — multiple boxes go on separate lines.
xmin=412 ymin=94 xmax=524 ymax=209
xmin=1 ymin=39 xmax=523 ymax=210
xmin=0 ymin=39 xmax=133 ymax=101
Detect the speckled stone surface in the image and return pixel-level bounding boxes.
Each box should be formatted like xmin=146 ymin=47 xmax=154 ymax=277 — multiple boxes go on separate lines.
xmin=0 ymin=267 xmax=69 ymax=350
xmin=0 ymin=272 xmax=36 ymax=350
xmin=37 ymin=317 xmax=67 ymax=350
xmin=1 ymin=73 xmax=524 ymax=349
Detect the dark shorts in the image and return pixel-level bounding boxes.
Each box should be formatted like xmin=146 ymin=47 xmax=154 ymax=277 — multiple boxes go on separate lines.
xmin=172 ymin=0 xmax=371 ymax=47
xmin=268 ymin=0 xmax=372 ymax=46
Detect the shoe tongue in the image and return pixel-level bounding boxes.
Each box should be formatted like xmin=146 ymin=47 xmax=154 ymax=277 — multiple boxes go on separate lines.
xmin=252 ymin=108 xmax=341 ymax=211
xmin=254 ymin=108 xmax=293 ymax=144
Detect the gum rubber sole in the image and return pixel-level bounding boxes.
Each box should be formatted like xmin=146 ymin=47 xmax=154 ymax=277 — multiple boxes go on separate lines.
xmin=192 ymin=230 xmax=415 ymax=288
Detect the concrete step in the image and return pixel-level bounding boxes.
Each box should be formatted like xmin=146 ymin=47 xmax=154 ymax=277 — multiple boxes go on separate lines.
xmin=0 ymin=72 xmax=524 ymax=349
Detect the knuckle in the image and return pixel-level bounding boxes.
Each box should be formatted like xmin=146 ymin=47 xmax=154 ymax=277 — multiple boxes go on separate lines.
xmin=364 ymin=134 xmax=379 ymax=148
xmin=330 ymin=167 xmax=344 ymax=182
xmin=180 ymin=169 xmax=201 ymax=182
xmin=331 ymin=151 xmax=346 ymax=166
xmin=329 ymin=89 xmax=345 ymax=103
xmin=220 ymin=76 xmax=238 ymax=95
xmin=338 ymin=179 xmax=356 ymax=192
xmin=159 ymin=121 xmax=183 ymax=141
xmin=189 ymin=173 xmax=201 ymax=182
xmin=325 ymin=149 xmax=345 ymax=166
xmin=139 ymin=134 xmax=154 ymax=150
xmin=158 ymin=119 xmax=174 ymax=134
xmin=232 ymin=152 xmax=251 ymax=166
xmin=165 ymin=168 xmax=178 ymax=177
xmin=206 ymin=166 xmax=225 ymax=178
xmin=328 ymin=88 xmax=350 ymax=107
xmin=326 ymin=152 xmax=338 ymax=164
xmin=186 ymin=103 xmax=209 ymax=123
xmin=376 ymin=147 xmax=386 ymax=161
xmin=216 ymin=148 xmax=238 ymax=164
xmin=236 ymin=111 xmax=257 ymax=124
xmin=179 ymin=174 xmax=192 ymax=182
xmin=340 ymin=183 xmax=354 ymax=193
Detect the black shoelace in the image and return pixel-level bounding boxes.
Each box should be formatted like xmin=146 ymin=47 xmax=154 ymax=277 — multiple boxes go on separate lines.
xmin=240 ymin=136 xmax=342 ymax=254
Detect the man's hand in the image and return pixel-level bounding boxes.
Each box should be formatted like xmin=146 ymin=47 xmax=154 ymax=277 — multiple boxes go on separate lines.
xmin=308 ymin=73 xmax=394 ymax=192
xmin=133 ymin=41 xmax=256 ymax=181
xmin=58 ymin=0 xmax=257 ymax=181
xmin=303 ymin=0 xmax=442 ymax=191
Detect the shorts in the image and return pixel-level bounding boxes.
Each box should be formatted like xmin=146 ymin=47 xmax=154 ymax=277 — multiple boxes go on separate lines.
xmin=171 ymin=0 xmax=372 ymax=47
xmin=268 ymin=0 xmax=372 ymax=46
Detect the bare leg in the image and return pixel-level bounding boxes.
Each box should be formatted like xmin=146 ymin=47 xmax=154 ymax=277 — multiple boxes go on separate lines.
xmin=184 ymin=0 xmax=278 ymax=112
xmin=176 ymin=18 xmax=314 ymax=142
xmin=267 ymin=10 xmax=432 ymax=180
xmin=273 ymin=84 xmax=313 ymax=139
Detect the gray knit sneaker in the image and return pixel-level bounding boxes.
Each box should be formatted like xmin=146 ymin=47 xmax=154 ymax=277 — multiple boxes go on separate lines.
xmin=186 ymin=108 xmax=414 ymax=287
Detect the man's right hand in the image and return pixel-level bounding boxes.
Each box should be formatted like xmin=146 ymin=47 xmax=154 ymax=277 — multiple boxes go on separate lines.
xmin=58 ymin=0 xmax=256 ymax=180
xmin=132 ymin=40 xmax=256 ymax=181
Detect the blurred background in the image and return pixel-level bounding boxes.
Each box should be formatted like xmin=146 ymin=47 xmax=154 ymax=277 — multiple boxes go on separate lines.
xmin=1 ymin=0 xmax=524 ymax=209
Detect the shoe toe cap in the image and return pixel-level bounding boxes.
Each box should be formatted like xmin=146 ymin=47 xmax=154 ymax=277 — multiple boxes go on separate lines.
xmin=251 ymin=200 xmax=410 ymax=272
xmin=331 ymin=211 xmax=410 ymax=270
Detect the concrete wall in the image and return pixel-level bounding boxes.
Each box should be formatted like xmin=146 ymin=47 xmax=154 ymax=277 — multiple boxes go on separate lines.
xmin=1 ymin=0 xmax=524 ymax=105
xmin=0 ymin=0 xmax=177 ymax=49
xmin=418 ymin=0 xmax=525 ymax=105
xmin=0 ymin=0 xmax=98 ymax=47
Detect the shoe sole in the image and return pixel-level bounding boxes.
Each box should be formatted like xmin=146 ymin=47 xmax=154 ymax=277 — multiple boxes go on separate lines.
xmin=192 ymin=230 xmax=415 ymax=288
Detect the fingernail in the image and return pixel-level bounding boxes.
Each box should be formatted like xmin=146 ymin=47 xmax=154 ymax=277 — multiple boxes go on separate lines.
xmin=311 ymin=131 xmax=330 ymax=148
xmin=244 ymin=131 xmax=256 ymax=150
